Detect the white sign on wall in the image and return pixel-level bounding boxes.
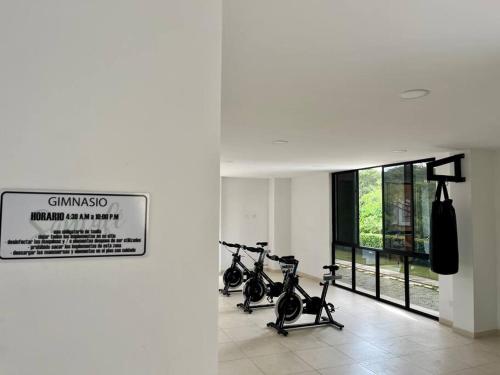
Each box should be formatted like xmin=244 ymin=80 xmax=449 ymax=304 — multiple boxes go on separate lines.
xmin=0 ymin=191 xmax=149 ymax=259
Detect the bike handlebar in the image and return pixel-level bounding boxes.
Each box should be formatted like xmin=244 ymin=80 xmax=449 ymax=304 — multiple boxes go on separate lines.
xmin=242 ymin=245 xmax=264 ymax=253
xmin=265 ymin=254 xmax=297 ymax=264
xmin=220 ymin=241 xmax=241 ymax=249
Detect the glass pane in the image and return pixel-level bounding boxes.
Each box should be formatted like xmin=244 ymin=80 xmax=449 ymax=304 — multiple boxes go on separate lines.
xmin=379 ymin=253 xmax=405 ymax=306
xmin=335 ymin=245 xmax=352 ymax=288
xmin=409 ymin=258 xmax=439 ymax=315
xmin=384 ymin=165 xmax=413 ymax=251
xmin=355 ymin=248 xmax=376 ymax=296
xmin=336 ymin=172 xmax=357 ymax=244
xmin=413 ymin=163 xmax=435 ymax=254
xmin=359 ymin=168 xmax=383 ymax=249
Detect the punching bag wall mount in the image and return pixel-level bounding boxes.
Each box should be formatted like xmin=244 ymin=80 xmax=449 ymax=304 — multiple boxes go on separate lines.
xmin=426 ymin=153 xmax=466 ymax=183
xmin=426 ymin=154 xmax=465 ymax=275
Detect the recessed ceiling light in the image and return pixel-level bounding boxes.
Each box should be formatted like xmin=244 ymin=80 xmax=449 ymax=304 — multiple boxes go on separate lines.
xmin=392 ymin=149 xmax=408 ymax=153
xmin=400 ymin=89 xmax=431 ymax=100
xmin=272 ymin=140 xmax=288 ymax=144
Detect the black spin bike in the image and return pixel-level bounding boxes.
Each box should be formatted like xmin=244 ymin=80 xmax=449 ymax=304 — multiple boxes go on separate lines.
xmin=219 ymin=241 xmax=268 ymax=296
xmin=236 ymin=245 xmax=292 ymax=313
xmin=267 ymin=256 xmax=344 ymax=336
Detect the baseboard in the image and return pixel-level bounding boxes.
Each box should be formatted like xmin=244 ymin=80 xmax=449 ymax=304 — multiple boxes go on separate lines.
xmin=439 ymin=318 xmax=500 ymax=338
xmin=472 ymin=329 xmax=500 ymax=338
xmin=452 ymin=326 xmax=500 ymax=338
xmin=439 ymin=318 xmax=453 ymax=327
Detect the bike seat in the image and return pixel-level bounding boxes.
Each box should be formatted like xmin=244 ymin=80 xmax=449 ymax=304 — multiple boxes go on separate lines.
xmin=256 ymin=241 xmax=268 ymax=247
xmin=323 ymin=265 xmax=339 ymax=272
xmin=279 ymin=256 xmax=297 ymax=265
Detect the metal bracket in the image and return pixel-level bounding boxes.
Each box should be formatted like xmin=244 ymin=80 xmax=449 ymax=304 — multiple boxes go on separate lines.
xmin=426 ymin=153 xmax=466 ymax=183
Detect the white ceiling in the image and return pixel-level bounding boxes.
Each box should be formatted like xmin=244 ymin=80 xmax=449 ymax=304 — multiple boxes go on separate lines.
xmin=221 ymin=0 xmax=500 ymax=177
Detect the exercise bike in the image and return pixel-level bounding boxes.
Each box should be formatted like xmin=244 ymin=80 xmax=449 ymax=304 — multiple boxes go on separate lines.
xmin=219 ymin=241 xmax=268 ymax=296
xmin=236 ymin=245 xmax=291 ymax=313
xmin=267 ymin=256 xmax=344 ymax=336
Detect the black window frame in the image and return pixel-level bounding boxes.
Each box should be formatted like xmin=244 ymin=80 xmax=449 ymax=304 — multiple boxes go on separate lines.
xmin=331 ymin=157 xmax=439 ymax=320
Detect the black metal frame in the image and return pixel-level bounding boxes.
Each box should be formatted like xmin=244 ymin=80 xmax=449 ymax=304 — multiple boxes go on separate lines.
xmin=331 ymin=157 xmax=439 ymax=320
xmin=237 ymin=250 xmax=284 ymax=313
xmin=427 ymin=154 xmax=466 ymax=183
xmin=267 ymin=261 xmax=344 ymax=336
xmin=219 ymin=246 xmax=252 ymax=296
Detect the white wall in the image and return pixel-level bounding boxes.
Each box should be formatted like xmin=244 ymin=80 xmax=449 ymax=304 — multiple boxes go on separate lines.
xmin=450 ymin=149 xmax=499 ymax=334
xmin=0 ymin=1 xmax=221 ymax=374
xmin=497 ymin=151 xmax=500 ymax=329
xmin=268 ymin=178 xmax=292 ymax=269
xmin=291 ymin=173 xmax=332 ymax=278
xmin=220 ymin=177 xmax=269 ymax=270
xmin=469 ymin=150 xmax=498 ymax=332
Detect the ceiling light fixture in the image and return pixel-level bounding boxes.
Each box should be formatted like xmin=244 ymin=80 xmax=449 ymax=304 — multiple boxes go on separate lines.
xmin=400 ymin=89 xmax=431 ymax=100
xmin=392 ymin=149 xmax=408 ymax=153
xmin=272 ymin=140 xmax=288 ymax=144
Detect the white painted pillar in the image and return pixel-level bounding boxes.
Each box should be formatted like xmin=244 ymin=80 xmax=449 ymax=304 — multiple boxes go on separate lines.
xmin=0 ymin=1 xmax=221 ymax=373
xmin=450 ymin=149 xmax=498 ymax=335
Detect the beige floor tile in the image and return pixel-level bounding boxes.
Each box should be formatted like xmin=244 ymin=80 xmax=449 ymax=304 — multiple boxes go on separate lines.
xmin=474 ymin=361 xmax=500 ymax=375
xmin=295 ymin=346 xmax=354 ymax=369
xmin=313 ymin=327 xmax=365 ymax=346
xmin=238 ymin=337 xmax=290 ymax=357
xmin=224 ymin=324 xmax=274 ymax=341
xmin=336 ymin=341 xmax=394 ymax=362
xmin=276 ymin=331 xmax=330 ymax=351
xmin=219 ymin=358 xmax=264 ymax=375
xmin=401 ymin=350 xmax=472 ymax=374
xmin=407 ymin=331 xmax=473 ymax=350
xmin=434 ymin=344 xmax=500 ymax=367
xmin=219 ymin=313 xmax=258 ymax=329
xmin=473 ymin=337 xmax=500 ymax=356
xmin=218 ymin=329 xmax=233 ymax=344
xmin=449 ymin=369 xmax=491 ymax=375
xmin=361 ymin=357 xmax=432 ymax=375
xmin=366 ymin=336 xmax=429 ymax=356
xmin=251 ymin=352 xmax=315 ymax=375
xmin=319 ymin=363 xmax=375 ymax=375
xmin=218 ymin=342 xmax=246 ymax=362
xmin=217 ymin=274 xmax=500 ymax=375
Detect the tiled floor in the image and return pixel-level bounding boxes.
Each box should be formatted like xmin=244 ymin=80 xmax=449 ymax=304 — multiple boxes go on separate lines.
xmin=218 ymin=272 xmax=500 ymax=375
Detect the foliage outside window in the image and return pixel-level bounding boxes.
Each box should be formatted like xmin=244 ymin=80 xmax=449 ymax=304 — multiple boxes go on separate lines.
xmin=359 ymin=168 xmax=383 ymax=249
xmin=413 ymin=163 xmax=435 ymax=254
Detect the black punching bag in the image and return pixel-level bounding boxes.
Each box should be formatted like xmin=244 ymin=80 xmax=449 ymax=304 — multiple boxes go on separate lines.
xmin=430 ymin=181 xmax=459 ymax=275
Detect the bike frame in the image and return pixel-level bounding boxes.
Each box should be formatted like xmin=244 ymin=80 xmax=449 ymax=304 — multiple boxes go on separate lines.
xmin=219 ymin=246 xmax=252 ymax=296
xmin=237 ymin=249 xmax=284 ymax=313
xmin=268 ymin=261 xmax=344 ymax=335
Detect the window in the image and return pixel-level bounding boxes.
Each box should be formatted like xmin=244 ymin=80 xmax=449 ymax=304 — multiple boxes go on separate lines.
xmin=359 ymin=168 xmax=382 ymax=249
xmin=335 ymin=172 xmax=357 ymax=244
xmin=409 ymin=257 xmax=439 ymax=314
xmin=334 ymin=245 xmax=353 ymax=288
xmin=413 ymin=163 xmax=435 ymax=254
xmin=383 ymin=164 xmax=412 ymax=251
xmin=332 ymin=158 xmax=439 ymax=319
xmin=355 ymin=248 xmax=376 ymax=296
xmin=379 ymin=253 xmax=405 ymax=306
